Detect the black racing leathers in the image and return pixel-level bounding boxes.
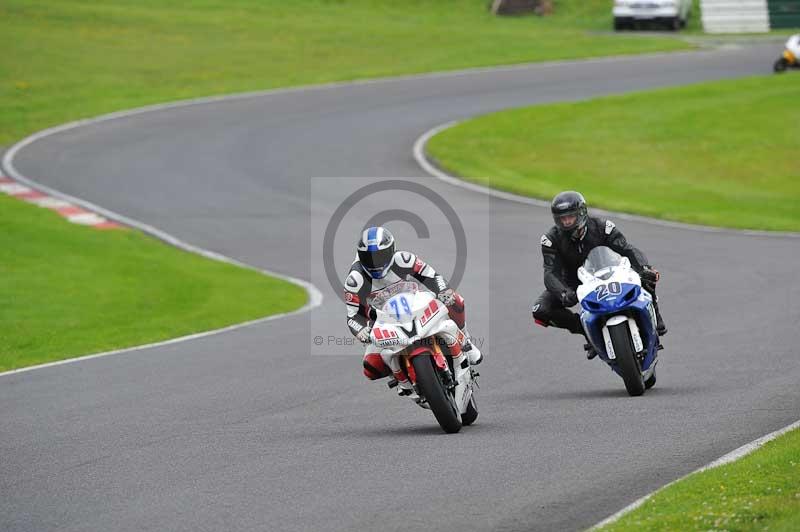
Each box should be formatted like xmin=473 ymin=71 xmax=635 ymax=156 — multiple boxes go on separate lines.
xmin=533 ymin=217 xmax=659 ymax=334
xmin=542 ymin=217 xmax=648 ymax=295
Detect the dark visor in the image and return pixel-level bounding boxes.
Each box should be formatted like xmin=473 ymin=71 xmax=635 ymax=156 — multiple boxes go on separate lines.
xmin=359 ymin=247 xmax=393 ymax=270
xmin=554 ymin=210 xmax=579 ymax=228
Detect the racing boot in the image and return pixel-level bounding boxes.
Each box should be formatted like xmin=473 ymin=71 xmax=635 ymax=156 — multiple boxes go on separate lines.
xmin=645 ymin=286 xmax=667 ymax=337
xmin=392 ymin=372 xmax=415 ymax=397
xmin=653 ymin=301 xmax=667 ymax=336
xmin=461 ymin=328 xmax=483 ymax=365
xmin=397 ymin=380 xmax=414 ymax=397
xmin=584 ymin=343 xmax=598 ymax=360
xmin=385 ymin=355 xmax=417 ymax=398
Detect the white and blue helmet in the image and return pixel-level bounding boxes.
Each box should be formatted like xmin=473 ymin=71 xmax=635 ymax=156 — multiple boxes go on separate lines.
xmin=357 ymin=226 xmax=395 ymax=279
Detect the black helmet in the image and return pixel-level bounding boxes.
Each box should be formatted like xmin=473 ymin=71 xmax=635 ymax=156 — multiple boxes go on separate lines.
xmin=357 ymin=226 xmax=395 ymax=279
xmin=551 ymin=191 xmax=588 ymax=239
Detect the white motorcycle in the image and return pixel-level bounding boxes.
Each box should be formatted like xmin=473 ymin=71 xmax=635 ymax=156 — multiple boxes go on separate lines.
xmin=370 ymin=282 xmax=479 ymax=433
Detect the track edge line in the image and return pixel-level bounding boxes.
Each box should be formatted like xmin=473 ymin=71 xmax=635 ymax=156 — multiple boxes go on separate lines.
xmin=588 ymin=419 xmax=800 ymax=530
xmin=413 ymin=121 xmax=800 ymax=239
xmin=1 ymin=134 xmax=323 ymax=380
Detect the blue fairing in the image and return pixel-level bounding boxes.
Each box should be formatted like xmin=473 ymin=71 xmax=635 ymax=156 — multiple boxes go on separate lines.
xmin=580 ymin=283 xmax=658 ymax=373
xmin=580 ymin=283 xmax=641 ymax=313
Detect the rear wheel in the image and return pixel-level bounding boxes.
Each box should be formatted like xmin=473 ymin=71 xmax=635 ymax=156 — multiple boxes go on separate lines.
xmin=608 ymin=322 xmax=645 ymax=396
xmin=412 ymin=355 xmax=462 ymax=434
xmin=774 ymin=58 xmax=789 ymax=73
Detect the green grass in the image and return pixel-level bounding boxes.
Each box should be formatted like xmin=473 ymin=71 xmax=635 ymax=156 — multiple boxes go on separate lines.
xmin=0 ymin=194 xmax=307 ymax=372
xmin=599 ymin=426 xmax=800 ymax=531
xmin=427 ymin=75 xmax=800 ymax=232
xmin=0 ymin=0 xmax=697 ymax=145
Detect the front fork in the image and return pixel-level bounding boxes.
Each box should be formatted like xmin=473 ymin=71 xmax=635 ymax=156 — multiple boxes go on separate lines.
xmin=393 ymin=341 xmax=474 ymax=413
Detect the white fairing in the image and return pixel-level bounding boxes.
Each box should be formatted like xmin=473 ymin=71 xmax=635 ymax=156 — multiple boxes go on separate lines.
xmin=370 ymin=282 xmax=475 ymax=415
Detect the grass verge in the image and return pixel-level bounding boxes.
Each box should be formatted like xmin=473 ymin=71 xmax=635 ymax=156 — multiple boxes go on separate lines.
xmin=427 ymin=75 xmax=800 ymax=232
xmin=0 ymin=0 xmax=696 ymax=145
xmin=0 ymin=194 xmax=307 ymax=372
xmin=599 ymin=426 xmax=800 ymax=531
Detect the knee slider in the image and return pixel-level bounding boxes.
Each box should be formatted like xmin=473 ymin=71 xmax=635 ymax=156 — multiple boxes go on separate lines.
xmin=532 ymin=303 xmax=549 ymax=327
xmin=363 ymin=353 xmax=390 ymax=380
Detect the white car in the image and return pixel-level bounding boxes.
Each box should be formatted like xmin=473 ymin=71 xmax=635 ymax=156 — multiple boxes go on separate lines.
xmin=613 ymin=0 xmax=692 ymax=31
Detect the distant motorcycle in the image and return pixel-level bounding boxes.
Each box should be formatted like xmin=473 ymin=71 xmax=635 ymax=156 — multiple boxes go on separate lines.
xmin=370 ymin=281 xmax=478 ymax=433
xmin=774 ymin=35 xmax=800 ymax=73
xmin=577 ymin=247 xmax=661 ymax=396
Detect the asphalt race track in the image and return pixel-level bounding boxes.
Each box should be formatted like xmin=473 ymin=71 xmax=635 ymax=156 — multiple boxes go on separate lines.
xmin=3 ymin=44 xmax=799 ymax=532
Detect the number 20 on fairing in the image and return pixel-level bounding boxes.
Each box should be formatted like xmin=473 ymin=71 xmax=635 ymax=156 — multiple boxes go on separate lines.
xmin=595 ymin=282 xmax=622 ymax=300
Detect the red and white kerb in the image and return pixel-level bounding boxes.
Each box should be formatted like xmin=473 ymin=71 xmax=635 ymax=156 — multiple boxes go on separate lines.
xmin=0 ymin=174 xmax=122 ymax=230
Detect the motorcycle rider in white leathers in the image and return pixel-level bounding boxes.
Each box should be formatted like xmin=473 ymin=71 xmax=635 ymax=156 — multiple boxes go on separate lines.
xmin=344 ymin=226 xmax=483 ymax=396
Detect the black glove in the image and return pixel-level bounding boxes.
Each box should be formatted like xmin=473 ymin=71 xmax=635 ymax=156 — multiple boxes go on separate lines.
xmin=640 ymin=265 xmax=660 ymax=285
xmin=560 ymin=289 xmax=578 ymax=308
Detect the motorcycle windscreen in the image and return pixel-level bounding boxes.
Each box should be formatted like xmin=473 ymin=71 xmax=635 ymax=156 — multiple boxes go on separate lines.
xmin=582 ymin=246 xmax=623 ymax=280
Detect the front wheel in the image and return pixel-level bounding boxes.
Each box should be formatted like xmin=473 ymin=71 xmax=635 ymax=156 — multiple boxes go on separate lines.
xmin=412 ymin=355 xmax=462 ymax=434
xmin=608 ymin=322 xmax=645 ymax=396
xmin=774 ymin=58 xmax=788 ymax=73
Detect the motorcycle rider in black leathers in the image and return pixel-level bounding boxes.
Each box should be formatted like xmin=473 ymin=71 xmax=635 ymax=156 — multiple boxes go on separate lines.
xmin=345 ymin=226 xmax=483 ymax=396
xmin=532 ymin=191 xmax=667 ymax=359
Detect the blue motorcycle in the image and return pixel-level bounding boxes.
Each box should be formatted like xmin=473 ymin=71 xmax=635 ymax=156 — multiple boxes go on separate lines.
xmin=577 ymin=246 xmax=660 ymax=396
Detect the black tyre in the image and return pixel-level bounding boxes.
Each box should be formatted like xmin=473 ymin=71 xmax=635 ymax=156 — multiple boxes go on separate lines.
xmin=645 ymin=368 xmax=657 ymax=389
xmin=461 ymin=394 xmax=478 ymax=426
xmin=774 ymin=58 xmax=788 ymax=73
xmin=614 ymin=18 xmax=624 ymax=31
xmin=608 ymin=322 xmax=645 ymax=396
xmin=412 ymin=355 xmax=462 ymax=434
